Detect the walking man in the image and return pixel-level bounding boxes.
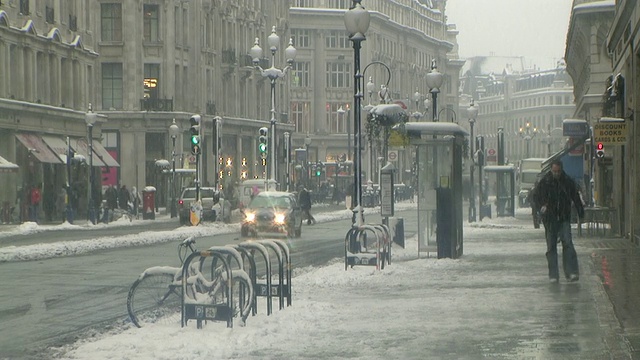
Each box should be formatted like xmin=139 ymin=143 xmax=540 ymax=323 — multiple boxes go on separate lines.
xmin=533 ymin=160 xmax=584 ymax=283
xmin=298 ymin=185 xmax=316 ymax=225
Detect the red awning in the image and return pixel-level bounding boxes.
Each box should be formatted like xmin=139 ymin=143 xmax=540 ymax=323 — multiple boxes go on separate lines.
xmin=15 ymin=133 xmax=63 ymax=164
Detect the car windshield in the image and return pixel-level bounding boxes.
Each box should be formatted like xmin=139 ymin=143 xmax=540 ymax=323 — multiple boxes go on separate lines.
xmin=249 ymin=195 xmax=291 ymax=209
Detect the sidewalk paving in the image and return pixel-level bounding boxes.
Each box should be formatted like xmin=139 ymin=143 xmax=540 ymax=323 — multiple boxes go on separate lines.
xmin=53 ymin=211 xmax=640 ymax=359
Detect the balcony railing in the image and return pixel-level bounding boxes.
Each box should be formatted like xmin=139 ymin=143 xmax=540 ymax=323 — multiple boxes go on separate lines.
xmin=206 ymin=101 xmax=216 ymax=115
xmin=45 ymin=6 xmax=55 ymax=23
xmin=140 ymin=98 xmax=174 ymax=111
xmin=20 ymin=0 xmax=30 ymax=15
xmin=221 ymin=49 xmax=236 ymax=64
xmin=69 ymin=15 xmax=78 ymax=31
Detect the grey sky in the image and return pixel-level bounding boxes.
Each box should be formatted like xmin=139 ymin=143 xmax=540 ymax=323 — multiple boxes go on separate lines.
xmin=446 ymin=0 xmax=574 ymax=69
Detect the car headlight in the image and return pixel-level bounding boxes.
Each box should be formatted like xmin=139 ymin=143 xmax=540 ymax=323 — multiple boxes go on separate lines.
xmin=245 ymin=212 xmax=256 ymax=222
xmin=274 ymin=213 xmax=286 ymax=224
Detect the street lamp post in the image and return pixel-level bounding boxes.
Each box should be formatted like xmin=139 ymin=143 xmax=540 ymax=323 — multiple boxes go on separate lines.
xmin=337 ymin=106 xmax=351 ymax=163
xmin=518 ymin=122 xmax=538 ymax=158
xmin=345 ymin=0 xmax=370 ymax=228
xmin=85 ymin=104 xmax=98 ymax=224
xmin=169 ymin=119 xmax=180 ymax=218
xmin=250 ymin=26 xmax=297 ymax=191
xmin=304 ymin=135 xmax=312 ymax=188
xmin=412 ymin=89 xmax=423 ymax=121
xmin=426 ymin=59 xmax=444 ymax=123
xmin=467 ymin=100 xmax=478 ymax=222
xmin=362 ymin=62 xmax=392 ymax=183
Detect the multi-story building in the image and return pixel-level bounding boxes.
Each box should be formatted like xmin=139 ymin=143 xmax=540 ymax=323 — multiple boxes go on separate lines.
xmin=564 ymin=0 xmax=615 ymax=224
xmin=289 ymin=0 xmax=462 ymax=185
xmin=461 ymin=57 xmax=575 ymax=165
xmin=0 ymin=0 xmax=458 ymax=220
xmin=601 ymin=0 xmax=640 ymax=241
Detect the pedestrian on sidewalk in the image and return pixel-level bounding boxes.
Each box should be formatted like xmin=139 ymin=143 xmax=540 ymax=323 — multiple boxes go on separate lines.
xmin=298 ymin=185 xmax=316 ymax=225
xmin=29 ymin=185 xmax=41 ymax=223
xmin=533 ymin=160 xmax=585 ymax=283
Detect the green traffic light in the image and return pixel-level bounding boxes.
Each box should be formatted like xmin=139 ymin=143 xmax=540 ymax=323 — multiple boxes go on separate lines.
xmin=316 ymin=170 xmax=321 ymax=176
xmin=259 ymin=143 xmax=267 ymax=152
xmin=191 ymin=136 xmax=200 ymax=145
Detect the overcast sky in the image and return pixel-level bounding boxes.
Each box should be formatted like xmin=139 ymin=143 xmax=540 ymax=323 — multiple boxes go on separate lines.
xmin=446 ymin=0 xmax=574 ymax=69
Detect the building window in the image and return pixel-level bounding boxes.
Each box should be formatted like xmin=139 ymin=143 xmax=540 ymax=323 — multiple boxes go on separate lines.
xmin=45 ymin=5 xmax=55 ymax=23
xmin=102 ymin=63 xmax=123 ymax=110
xmin=291 ymin=61 xmax=310 ymax=88
xmin=326 ymin=62 xmax=351 ymax=88
xmin=19 ymin=0 xmax=29 ymax=15
xmin=293 ymin=0 xmax=313 ymax=6
xmin=328 ymin=0 xmax=350 ymax=8
xmin=291 ymin=101 xmax=310 ymax=133
xmin=291 ymin=29 xmax=311 ymax=48
xmin=325 ymin=30 xmax=349 ymax=49
xmin=143 ymin=5 xmax=159 ymax=42
xmin=101 ymin=3 xmax=122 ymax=42
xmin=144 ymin=64 xmax=160 ymax=99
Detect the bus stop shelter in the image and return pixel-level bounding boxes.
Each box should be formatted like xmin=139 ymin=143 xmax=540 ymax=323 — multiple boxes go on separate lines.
xmin=483 ymin=165 xmax=516 ymax=218
xmin=397 ymin=122 xmax=468 ymax=259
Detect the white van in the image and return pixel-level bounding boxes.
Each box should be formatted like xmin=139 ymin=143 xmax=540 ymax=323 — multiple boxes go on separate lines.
xmin=237 ymin=179 xmax=278 ymax=209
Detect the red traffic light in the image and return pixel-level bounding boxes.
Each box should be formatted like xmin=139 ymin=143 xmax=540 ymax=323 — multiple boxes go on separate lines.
xmin=596 ymin=142 xmax=604 ymax=150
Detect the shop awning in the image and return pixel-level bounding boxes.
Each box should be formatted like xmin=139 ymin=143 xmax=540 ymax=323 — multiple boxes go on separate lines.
xmin=0 ymin=154 xmax=19 ymax=173
xmin=92 ymin=140 xmax=120 ymax=167
xmin=15 ymin=133 xmax=63 ymax=164
xmin=41 ymin=135 xmax=71 ymax=163
xmin=72 ymin=137 xmax=105 ymax=167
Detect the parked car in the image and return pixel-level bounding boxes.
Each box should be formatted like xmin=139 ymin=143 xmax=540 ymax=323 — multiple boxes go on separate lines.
xmin=240 ymin=191 xmax=302 ymax=238
xmin=178 ymin=187 xmax=221 ymax=225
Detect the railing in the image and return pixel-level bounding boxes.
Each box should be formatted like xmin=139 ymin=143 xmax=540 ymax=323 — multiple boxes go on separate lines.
xmin=206 ymin=101 xmax=216 ymax=115
xmin=222 ymin=49 xmax=236 ymax=64
xmin=45 ymin=6 xmax=54 ymax=23
xmin=69 ymin=14 xmax=78 ymax=31
xmin=140 ymin=98 xmax=173 ymax=111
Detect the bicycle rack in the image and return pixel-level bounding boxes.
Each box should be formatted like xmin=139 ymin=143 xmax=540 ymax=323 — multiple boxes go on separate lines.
xmin=345 ymin=223 xmax=391 ymax=270
xmin=238 ymin=241 xmax=273 ymax=315
xmin=228 ymin=244 xmax=259 ymax=316
xmin=181 ymin=250 xmax=233 ymax=329
xmin=207 ymin=246 xmax=254 ymax=323
xmin=238 ymin=239 xmax=291 ymax=314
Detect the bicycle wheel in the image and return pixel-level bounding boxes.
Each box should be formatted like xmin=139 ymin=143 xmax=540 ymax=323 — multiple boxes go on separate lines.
xmin=127 ymin=273 xmax=181 ymax=328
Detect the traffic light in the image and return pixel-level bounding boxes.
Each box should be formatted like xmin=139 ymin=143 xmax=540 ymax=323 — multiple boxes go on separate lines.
xmin=258 ymin=127 xmax=268 ymax=159
xmin=315 ymin=161 xmax=323 ymax=177
xmin=596 ymin=142 xmax=605 ymax=158
xmin=189 ymin=115 xmax=201 ymax=155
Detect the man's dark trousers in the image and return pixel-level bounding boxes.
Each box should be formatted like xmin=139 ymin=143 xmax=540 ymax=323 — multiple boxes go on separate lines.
xmin=545 ymin=220 xmax=579 ymax=280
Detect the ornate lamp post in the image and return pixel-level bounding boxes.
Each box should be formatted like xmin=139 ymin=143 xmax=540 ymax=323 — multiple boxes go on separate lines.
xmin=85 ymin=105 xmax=98 ymax=224
xmin=412 ymin=89 xmax=423 ymax=121
xmin=423 ymin=97 xmax=431 ymax=121
xmin=426 ymin=59 xmax=444 ymax=122
xmin=519 ymin=122 xmax=538 ymax=158
xmin=337 ymin=105 xmax=351 ymax=163
xmin=169 ymin=119 xmax=180 ymax=218
xmin=250 ymin=26 xmax=297 ymax=190
xmin=304 ymin=135 xmax=312 ymax=188
xmin=345 ymin=0 xmax=370 ymax=227
xmin=467 ymin=100 xmax=478 ymax=222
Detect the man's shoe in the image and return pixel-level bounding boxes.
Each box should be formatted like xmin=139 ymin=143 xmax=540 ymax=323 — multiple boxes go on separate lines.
xmin=549 ymin=278 xmax=559 ymax=284
xmin=568 ymin=274 xmax=579 ymax=282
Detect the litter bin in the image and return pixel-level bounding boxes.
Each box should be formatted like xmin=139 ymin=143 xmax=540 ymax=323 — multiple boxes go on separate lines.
xmin=393 ymin=217 xmax=404 ymax=248
xmin=142 ymin=186 xmax=156 ymax=220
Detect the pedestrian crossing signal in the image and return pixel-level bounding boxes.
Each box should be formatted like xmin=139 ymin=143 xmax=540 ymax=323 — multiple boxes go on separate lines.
xmin=596 ymin=142 xmax=605 ymax=158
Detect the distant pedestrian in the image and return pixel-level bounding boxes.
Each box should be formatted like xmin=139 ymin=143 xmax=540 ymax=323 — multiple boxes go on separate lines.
xmin=533 ymin=160 xmax=585 ymax=283
xmin=29 ymin=185 xmax=41 ymax=223
xmin=130 ymin=186 xmax=141 ymax=218
xmin=57 ymin=186 xmax=67 ymax=223
xmin=298 ymin=185 xmax=315 ymax=225
xmin=118 ymin=185 xmax=130 ymax=211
